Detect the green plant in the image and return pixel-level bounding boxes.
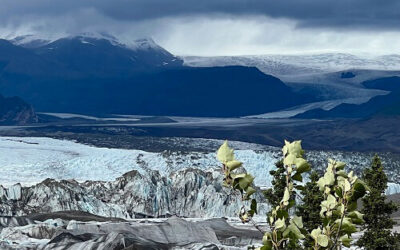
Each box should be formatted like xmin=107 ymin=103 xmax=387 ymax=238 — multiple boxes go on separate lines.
xmin=217 ymin=140 xmax=257 ymax=223
xmin=357 ymin=155 xmax=400 ymax=249
xmin=264 ymin=160 xmax=287 ymax=214
xmin=312 ymin=159 xmax=368 ymax=249
xmin=264 ymin=160 xmax=302 ymax=249
xmin=217 ymin=140 xmax=369 ymax=250
xmin=218 ymin=140 xmax=311 ymax=249
xmin=296 ymin=171 xmax=324 ymax=248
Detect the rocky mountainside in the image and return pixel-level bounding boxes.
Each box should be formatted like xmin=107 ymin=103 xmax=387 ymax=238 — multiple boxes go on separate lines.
xmin=0 ymin=164 xmax=267 ymax=249
xmin=0 ymin=213 xmax=263 ymax=249
xmin=0 ymin=168 xmax=268 ymax=219
xmin=0 ymin=94 xmax=38 ymax=125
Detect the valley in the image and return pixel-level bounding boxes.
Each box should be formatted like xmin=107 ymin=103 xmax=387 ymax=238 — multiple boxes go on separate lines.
xmin=1 ymin=33 xmax=400 ymax=250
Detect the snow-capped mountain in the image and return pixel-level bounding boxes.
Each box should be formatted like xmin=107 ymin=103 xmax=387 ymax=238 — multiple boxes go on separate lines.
xmin=7 ymin=32 xmax=166 ymax=51
xmin=9 ymin=34 xmax=52 ymax=48
xmin=1 ymin=34 xmax=314 ymax=117
xmin=31 ymin=35 xmax=183 ymax=72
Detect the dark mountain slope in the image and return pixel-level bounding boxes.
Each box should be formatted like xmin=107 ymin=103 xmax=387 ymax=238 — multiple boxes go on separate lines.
xmin=362 ymin=76 xmax=400 ymax=91
xmin=109 ymin=66 xmax=307 ymax=117
xmin=0 ymin=94 xmax=38 ymax=125
xmin=0 ymin=39 xmax=63 ymax=76
xmin=4 ymin=66 xmax=311 ymax=117
xmin=0 ymin=36 xmax=315 ymax=117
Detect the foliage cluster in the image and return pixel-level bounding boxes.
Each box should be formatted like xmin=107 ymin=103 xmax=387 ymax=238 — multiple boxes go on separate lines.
xmin=357 ymin=155 xmax=400 ymax=249
xmin=217 ymin=140 xmax=371 ymax=250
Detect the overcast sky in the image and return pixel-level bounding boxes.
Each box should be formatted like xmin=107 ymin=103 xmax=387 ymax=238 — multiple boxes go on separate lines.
xmin=1 ymin=0 xmax=400 ymax=56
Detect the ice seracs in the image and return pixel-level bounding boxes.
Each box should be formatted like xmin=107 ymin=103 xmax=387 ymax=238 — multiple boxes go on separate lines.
xmin=1 ymin=136 xmax=400 ymax=193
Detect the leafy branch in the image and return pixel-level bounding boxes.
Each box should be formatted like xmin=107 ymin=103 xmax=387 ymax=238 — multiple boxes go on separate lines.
xmin=217 ymin=140 xmax=369 ymax=250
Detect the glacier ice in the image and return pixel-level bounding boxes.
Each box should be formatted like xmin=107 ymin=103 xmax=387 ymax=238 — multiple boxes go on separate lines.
xmin=0 ymin=136 xmax=399 ymax=195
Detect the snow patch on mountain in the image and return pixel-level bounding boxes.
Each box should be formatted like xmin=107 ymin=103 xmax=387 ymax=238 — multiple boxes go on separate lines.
xmin=5 ymin=33 xmax=167 ymax=55
xmin=8 ymin=35 xmax=53 ymax=48
xmin=129 ymin=37 xmax=162 ymax=50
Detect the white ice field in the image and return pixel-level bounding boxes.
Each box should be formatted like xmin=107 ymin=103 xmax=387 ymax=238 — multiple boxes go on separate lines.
xmin=1 ymin=136 xmax=400 ymax=195
xmin=0 ymin=136 xmax=278 ymax=187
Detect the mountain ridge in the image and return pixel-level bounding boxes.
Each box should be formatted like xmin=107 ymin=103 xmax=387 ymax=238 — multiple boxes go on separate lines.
xmin=0 ymin=35 xmax=314 ymax=117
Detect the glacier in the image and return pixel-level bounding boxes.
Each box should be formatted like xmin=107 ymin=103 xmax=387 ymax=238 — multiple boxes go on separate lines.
xmin=0 ymin=136 xmax=278 ymax=187
xmin=0 ymin=135 xmax=399 ymax=249
xmin=183 ymin=53 xmax=400 ymax=79
xmin=1 ymin=136 xmax=400 ymax=194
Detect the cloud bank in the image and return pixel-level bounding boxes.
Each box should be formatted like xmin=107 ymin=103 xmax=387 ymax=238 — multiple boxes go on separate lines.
xmin=1 ymin=0 xmax=400 ymax=56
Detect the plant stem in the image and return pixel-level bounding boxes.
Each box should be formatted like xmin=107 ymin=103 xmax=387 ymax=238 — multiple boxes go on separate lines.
xmin=250 ymin=218 xmax=266 ymax=234
xmin=331 ymin=198 xmax=347 ymax=250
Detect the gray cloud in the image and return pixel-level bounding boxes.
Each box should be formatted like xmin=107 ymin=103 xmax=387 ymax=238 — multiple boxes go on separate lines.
xmin=1 ymin=1 xmax=400 ymax=56
xmin=1 ymin=0 xmax=400 ymax=29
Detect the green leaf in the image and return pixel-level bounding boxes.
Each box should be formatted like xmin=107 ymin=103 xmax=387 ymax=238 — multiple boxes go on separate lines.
xmin=311 ymin=228 xmax=330 ymax=247
xmin=336 ymin=217 xmax=357 ymax=234
xmin=216 ymin=140 xmax=234 ymax=163
xmin=262 ymin=232 xmax=271 ymax=245
xmin=340 ymin=235 xmax=352 ymax=247
xmin=317 ymin=234 xmax=329 ymax=247
xmin=292 ymin=216 xmax=303 ymax=228
xmin=239 ymin=174 xmax=254 ymax=190
xmin=248 ymin=209 xmax=255 ymax=217
xmin=337 ymin=170 xmax=348 ymax=178
xmin=348 ymin=211 xmax=364 ymax=224
xmin=311 ymin=228 xmax=321 ymax=240
xmin=283 ymin=227 xmax=291 ymax=238
xmin=284 ymin=140 xmax=303 ymax=157
xmin=282 ymin=187 xmax=290 ymax=202
xmin=347 ymin=201 xmax=358 ymax=212
xmin=260 ymin=244 xmax=272 ymax=250
xmin=287 ymin=223 xmax=306 ymax=239
xmin=283 ymin=153 xmax=296 ymax=166
xmin=261 ymin=233 xmax=273 ymax=250
xmin=335 ymin=186 xmax=343 ymax=198
xmin=351 ymin=179 xmax=367 ymax=201
xmin=277 ymin=209 xmax=289 ymax=220
xmin=274 ymin=218 xmax=286 ymax=231
xmin=246 ymin=186 xmax=256 ymax=198
xmin=317 ymin=177 xmax=326 ymax=191
xmin=226 ymin=160 xmax=242 ymax=171
xmin=295 ymin=158 xmax=310 ymax=174
xmin=324 ymin=171 xmax=335 ymax=186
xmin=292 ymin=172 xmax=303 ymax=182
xmin=288 ymin=199 xmax=296 ymax=209
xmin=348 ymin=211 xmax=363 ymax=220
xmin=335 ymin=161 xmax=346 ymax=170
xmin=326 ymin=194 xmax=337 ymax=208
xmin=250 ymin=199 xmax=257 ymax=214
xmin=231 ymin=173 xmax=246 ymax=179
